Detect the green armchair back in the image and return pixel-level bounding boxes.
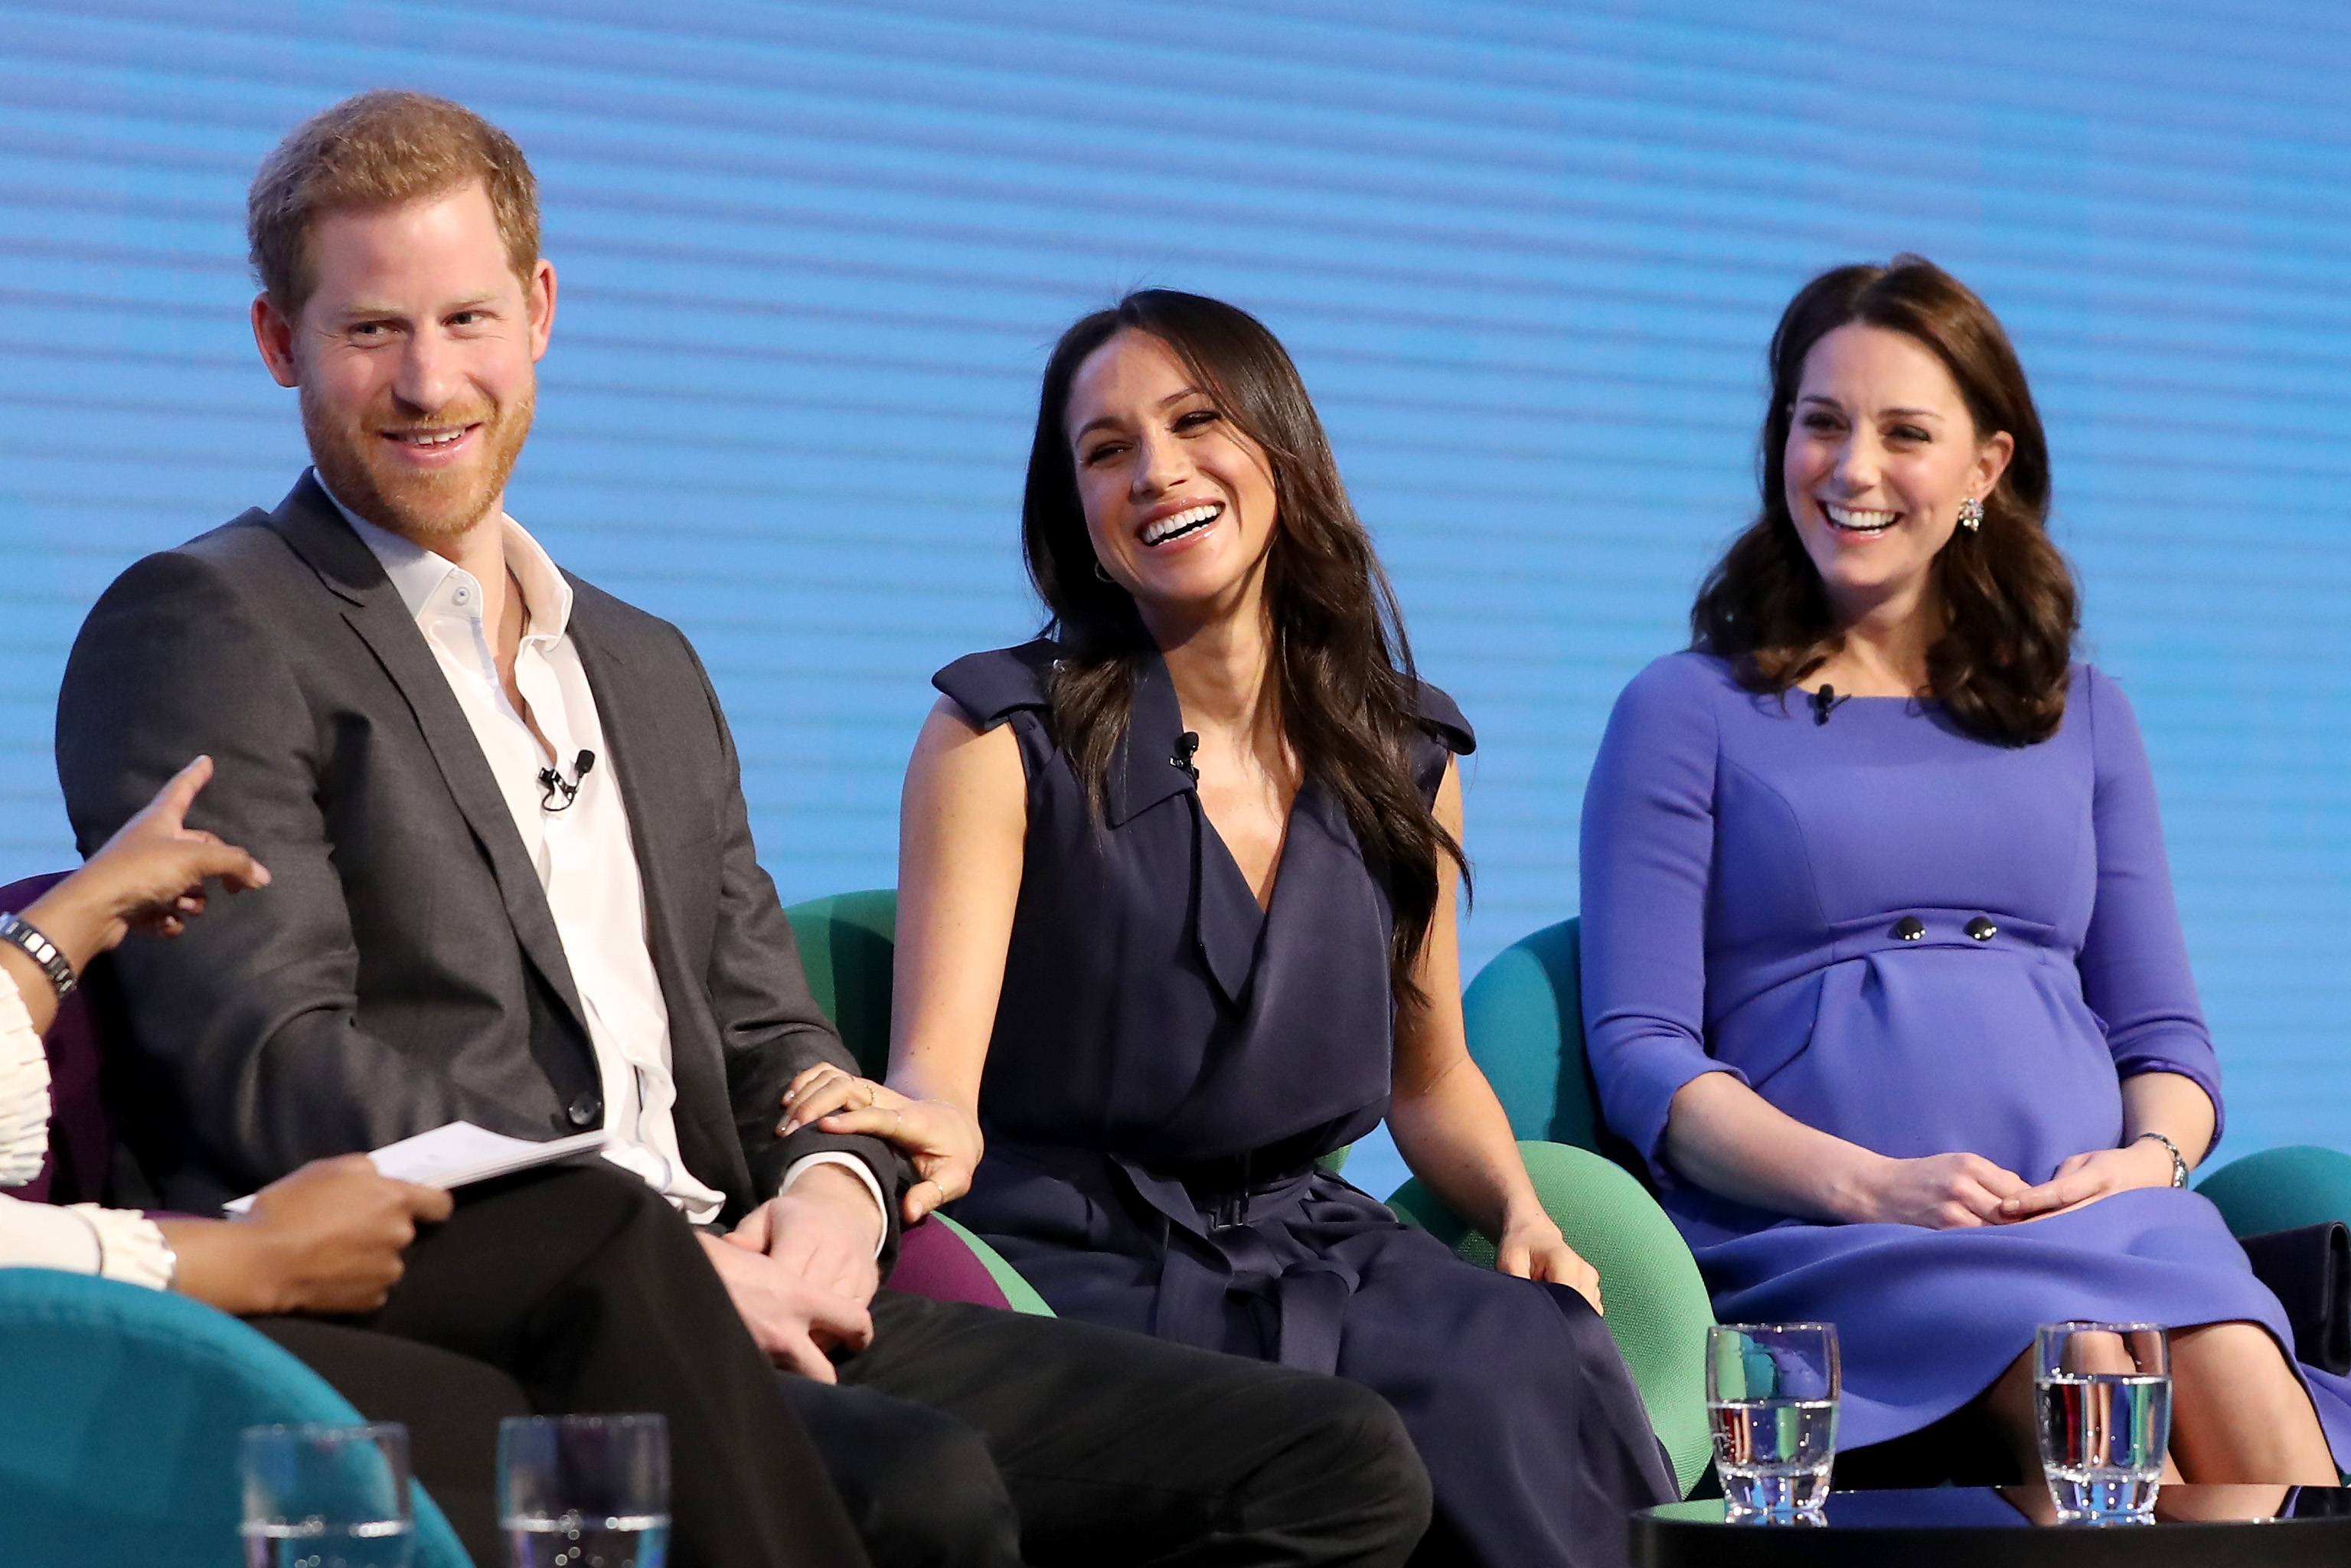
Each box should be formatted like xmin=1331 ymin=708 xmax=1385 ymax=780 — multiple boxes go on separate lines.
xmin=1447 ymin=916 xmax=1716 ymax=1495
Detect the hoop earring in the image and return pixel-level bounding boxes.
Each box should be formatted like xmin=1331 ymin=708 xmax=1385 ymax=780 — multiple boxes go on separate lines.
xmin=1093 ymin=560 xmax=1114 ymax=584
xmin=1958 ymin=497 xmax=1985 ymax=533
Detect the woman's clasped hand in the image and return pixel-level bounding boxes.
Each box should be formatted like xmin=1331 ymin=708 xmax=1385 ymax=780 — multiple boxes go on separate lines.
xmin=1843 ymin=1146 xmax=2174 ymax=1230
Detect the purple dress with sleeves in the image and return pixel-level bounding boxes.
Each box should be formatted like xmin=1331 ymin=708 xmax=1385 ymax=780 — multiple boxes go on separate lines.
xmin=1579 ymin=651 xmax=2350 ymax=1459
xmin=935 ymin=640 xmax=1675 ymax=1568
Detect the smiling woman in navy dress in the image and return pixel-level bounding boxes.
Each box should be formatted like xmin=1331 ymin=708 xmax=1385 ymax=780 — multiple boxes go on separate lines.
xmin=1579 ymin=256 xmax=2348 ymax=1484
xmin=783 ymin=289 xmax=1674 ymax=1567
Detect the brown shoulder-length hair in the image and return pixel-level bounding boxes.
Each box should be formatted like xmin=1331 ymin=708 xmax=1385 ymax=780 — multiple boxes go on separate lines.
xmin=1023 ymin=289 xmax=1465 ymax=1009
xmin=1691 ymin=255 xmax=2078 ymax=744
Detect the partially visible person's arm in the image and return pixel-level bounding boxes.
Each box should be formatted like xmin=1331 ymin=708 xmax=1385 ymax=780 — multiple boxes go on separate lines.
xmin=1384 ymin=761 xmax=1603 ymax=1310
xmin=2 ymin=755 xmax=268 ymax=1187
xmin=2 ymin=755 xmax=269 ymax=1039
xmin=0 ymin=1157 xmax=451 ymax=1315
xmin=2001 ymin=670 xmax=2221 ymax=1221
xmin=781 ymin=697 xmax=1020 ymax=1223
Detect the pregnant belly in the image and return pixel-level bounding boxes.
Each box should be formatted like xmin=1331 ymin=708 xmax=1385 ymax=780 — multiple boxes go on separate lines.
xmin=1722 ymin=949 xmax=2123 ymax=1183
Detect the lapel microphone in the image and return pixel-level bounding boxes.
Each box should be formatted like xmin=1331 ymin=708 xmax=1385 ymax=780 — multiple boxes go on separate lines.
xmin=1171 ymin=731 xmax=1201 ymax=782
xmin=1810 ymin=686 xmax=1847 ymax=726
xmin=538 ymin=749 xmax=597 ymax=811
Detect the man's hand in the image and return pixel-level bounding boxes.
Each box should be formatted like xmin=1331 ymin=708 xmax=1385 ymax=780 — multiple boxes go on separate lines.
xmin=1998 ymin=1142 xmax=2176 ymax=1223
xmin=727 ymin=1165 xmax=882 ymax=1307
xmin=780 ymin=1066 xmax=983 ymax=1223
xmin=697 ymin=1232 xmax=873 ymax=1383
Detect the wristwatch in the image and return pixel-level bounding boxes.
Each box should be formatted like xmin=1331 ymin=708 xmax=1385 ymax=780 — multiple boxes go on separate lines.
xmin=2134 ymin=1131 xmax=2190 ymax=1189
xmin=0 ymin=911 xmax=75 ymax=1001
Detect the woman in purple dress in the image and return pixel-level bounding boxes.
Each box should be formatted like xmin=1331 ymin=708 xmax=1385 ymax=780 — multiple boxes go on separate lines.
xmin=1580 ymin=255 xmax=2348 ymax=1481
xmin=785 ymin=289 xmax=1675 ymax=1566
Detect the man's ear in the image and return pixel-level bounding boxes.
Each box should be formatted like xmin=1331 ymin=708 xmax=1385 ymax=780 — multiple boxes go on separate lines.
xmin=526 ymin=257 xmax=557 ymax=362
xmin=252 ymin=292 xmax=300 ymax=388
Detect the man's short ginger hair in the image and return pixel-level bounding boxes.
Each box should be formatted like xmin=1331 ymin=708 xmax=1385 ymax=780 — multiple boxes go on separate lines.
xmin=248 ymin=90 xmax=540 ymax=314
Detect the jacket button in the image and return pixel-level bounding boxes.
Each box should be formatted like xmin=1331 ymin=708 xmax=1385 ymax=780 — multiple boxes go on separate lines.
xmin=1893 ymin=916 xmax=1927 ymax=942
xmin=567 ymin=1095 xmax=601 ymax=1128
xmin=1965 ymin=916 xmax=1998 ymax=942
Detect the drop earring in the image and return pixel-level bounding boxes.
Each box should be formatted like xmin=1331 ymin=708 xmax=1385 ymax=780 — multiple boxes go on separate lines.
xmin=1958 ymin=497 xmax=1985 ymax=533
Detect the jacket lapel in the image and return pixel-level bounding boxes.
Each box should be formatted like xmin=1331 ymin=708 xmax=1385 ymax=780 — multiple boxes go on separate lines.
xmin=264 ymin=473 xmax=592 ymax=1038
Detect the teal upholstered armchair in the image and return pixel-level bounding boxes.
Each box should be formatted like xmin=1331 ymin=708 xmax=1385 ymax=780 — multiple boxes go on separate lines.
xmin=0 ymin=1269 xmax=471 ymax=1566
xmin=782 ymin=890 xmax=1718 ymax=1494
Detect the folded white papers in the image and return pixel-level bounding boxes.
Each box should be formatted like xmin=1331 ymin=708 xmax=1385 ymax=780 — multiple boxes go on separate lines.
xmin=224 ymin=1120 xmax=610 ymax=1214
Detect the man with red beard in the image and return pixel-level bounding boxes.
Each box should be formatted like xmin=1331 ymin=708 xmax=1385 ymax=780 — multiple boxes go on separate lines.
xmin=51 ymin=90 xmax=1429 ymax=1568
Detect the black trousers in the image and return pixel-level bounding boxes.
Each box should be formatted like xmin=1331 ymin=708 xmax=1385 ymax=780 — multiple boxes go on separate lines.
xmin=779 ymin=1287 xmax=1434 ymax=1567
xmin=253 ymin=1164 xmax=869 ymax=1568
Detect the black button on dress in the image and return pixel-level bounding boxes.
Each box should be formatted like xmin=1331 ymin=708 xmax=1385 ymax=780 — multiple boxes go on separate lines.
xmin=935 ymin=641 xmax=1675 ymax=1568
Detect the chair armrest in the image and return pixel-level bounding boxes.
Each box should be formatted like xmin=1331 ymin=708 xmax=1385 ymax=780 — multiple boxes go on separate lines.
xmin=934 ymin=1214 xmax=1056 ymax=1316
xmin=2196 ymin=1145 xmax=2351 ymax=1238
xmin=1386 ymin=1140 xmax=1715 ymax=1497
xmin=0 ymin=1269 xmax=473 ymax=1566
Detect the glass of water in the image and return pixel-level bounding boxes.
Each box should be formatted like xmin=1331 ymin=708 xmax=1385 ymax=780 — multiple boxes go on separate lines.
xmin=2036 ymin=1321 xmax=2170 ymax=1524
xmin=1706 ymin=1322 xmax=1840 ymax=1519
xmin=499 ymin=1413 xmax=671 ymax=1568
xmin=240 ymin=1422 xmax=413 ymax=1568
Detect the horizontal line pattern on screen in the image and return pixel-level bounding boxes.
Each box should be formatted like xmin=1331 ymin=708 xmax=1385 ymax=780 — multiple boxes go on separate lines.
xmin=0 ymin=0 xmax=2343 ymax=1182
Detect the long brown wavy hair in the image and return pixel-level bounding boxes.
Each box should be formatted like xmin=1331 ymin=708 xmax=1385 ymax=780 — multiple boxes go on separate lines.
xmin=1691 ymin=256 xmax=2078 ymax=744
xmin=1023 ymin=289 xmax=1466 ymax=1009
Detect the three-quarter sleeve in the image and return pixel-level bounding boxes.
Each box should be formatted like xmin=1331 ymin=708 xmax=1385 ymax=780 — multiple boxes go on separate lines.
xmin=1579 ymin=655 xmax=1745 ymax=1177
xmin=0 ymin=975 xmax=47 ymax=1187
xmin=2076 ymin=667 xmax=2225 ymax=1145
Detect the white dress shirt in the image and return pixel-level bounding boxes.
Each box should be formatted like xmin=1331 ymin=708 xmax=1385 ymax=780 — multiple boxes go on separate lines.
xmin=0 ymin=972 xmax=175 ymax=1287
xmin=331 ymin=485 xmax=879 ymax=1235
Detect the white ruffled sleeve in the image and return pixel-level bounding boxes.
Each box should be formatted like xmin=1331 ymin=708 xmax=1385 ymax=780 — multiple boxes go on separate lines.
xmin=0 ymin=974 xmax=50 ymax=1188
xmin=0 ymin=1194 xmax=175 ymax=1288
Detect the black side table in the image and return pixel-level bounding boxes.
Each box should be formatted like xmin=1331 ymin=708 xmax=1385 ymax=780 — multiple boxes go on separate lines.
xmin=1634 ymin=1484 xmax=2351 ymax=1567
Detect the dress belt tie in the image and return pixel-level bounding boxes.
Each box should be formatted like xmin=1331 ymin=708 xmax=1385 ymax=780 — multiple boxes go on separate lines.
xmin=1109 ymin=1152 xmax=1360 ymax=1377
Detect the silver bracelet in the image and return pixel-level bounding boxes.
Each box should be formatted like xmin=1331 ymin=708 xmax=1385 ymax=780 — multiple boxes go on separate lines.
xmin=0 ymin=913 xmax=75 ymax=1002
xmin=2133 ymin=1131 xmax=2190 ymax=1189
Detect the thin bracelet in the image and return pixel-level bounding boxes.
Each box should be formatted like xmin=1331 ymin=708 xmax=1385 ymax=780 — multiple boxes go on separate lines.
xmin=2132 ymin=1131 xmax=2190 ymax=1189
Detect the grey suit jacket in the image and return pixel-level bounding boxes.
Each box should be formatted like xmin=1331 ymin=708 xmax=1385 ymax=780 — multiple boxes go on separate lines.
xmin=55 ymin=472 xmax=906 ymax=1246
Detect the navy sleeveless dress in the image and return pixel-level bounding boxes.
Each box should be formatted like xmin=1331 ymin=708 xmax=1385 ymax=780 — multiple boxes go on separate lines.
xmin=936 ymin=642 xmax=1676 ymax=1568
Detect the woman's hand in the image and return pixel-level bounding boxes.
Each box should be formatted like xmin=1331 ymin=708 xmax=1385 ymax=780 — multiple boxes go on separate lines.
xmin=1851 ymin=1152 xmax=2031 ymax=1228
xmin=1997 ymin=1142 xmax=2176 ymax=1223
xmin=162 ymin=1155 xmax=451 ymax=1317
xmin=31 ymin=756 xmax=269 ymax=957
xmin=779 ymin=1066 xmax=984 ymax=1223
xmin=1496 ymin=1209 xmax=1603 ymax=1315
